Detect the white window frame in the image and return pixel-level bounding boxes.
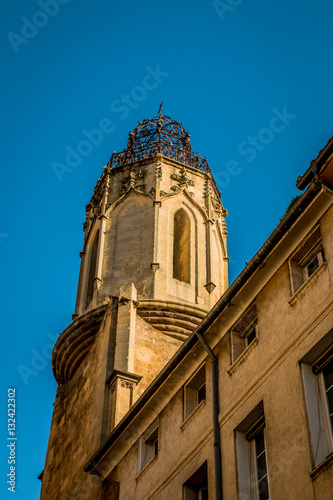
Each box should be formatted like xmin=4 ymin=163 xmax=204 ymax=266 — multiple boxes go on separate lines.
xmin=138 ymin=420 xmax=159 ymax=473
xmin=235 ymin=403 xmax=271 ymax=500
xmin=230 ymin=303 xmax=258 ymax=364
xmin=241 ymin=319 xmax=258 ymax=349
xmin=301 ymin=343 xmax=333 ymax=468
xmin=289 ymin=226 xmax=325 ymax=296
xmin=247 ymin=418 xmax=270 ymax=500
xmin=184 ymin=364 xmax=206 ymax=420
xmin=299 ymin=241 xmax=325 ymax=281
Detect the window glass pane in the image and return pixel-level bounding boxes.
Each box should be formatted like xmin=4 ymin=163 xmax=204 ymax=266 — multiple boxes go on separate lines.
xmin=246 ymin=326 xmax=256 ymax=345
xmin=326 ymin=387 xmax=333 ymax=421
xmin=185 ymin=366 xmax=205 ymax=419
xmin=198 ymin=383 xmax=206 ymax=404
xmin=255 ymin=429 xmax=265 ymax=455
xmin=306 ymin=255 xmax=319 ymax=277
xmin=257 ymin=451 xmax=267 ymax=480
xmin=258 ymin=475 xmax=269 ymax=500
xmin=254 ymin=428 xmax=268 ymax=499
xmin=321 ymin=248 xmax=326 ymax=263
xmin=323 ymin=359 xmax=333 ymax=391
xmin=323 ymin=359 xmax=333 ymax=429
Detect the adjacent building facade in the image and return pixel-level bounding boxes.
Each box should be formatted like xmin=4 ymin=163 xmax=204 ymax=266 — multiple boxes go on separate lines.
xmin=40 ymin=116 xmax=333 ymax=500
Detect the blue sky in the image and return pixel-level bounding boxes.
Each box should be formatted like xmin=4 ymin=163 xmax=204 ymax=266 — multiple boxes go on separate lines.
xmin=1 ymin=0 xmax=332 ymax=498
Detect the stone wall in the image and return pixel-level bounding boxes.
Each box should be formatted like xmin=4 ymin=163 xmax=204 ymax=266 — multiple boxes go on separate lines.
xmin=41 ymin=294 xmax=183 ymax=499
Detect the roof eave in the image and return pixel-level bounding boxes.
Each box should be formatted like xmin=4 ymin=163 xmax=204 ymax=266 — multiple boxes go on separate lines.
xmin=297 ymin=136 xmax=333 ymax=190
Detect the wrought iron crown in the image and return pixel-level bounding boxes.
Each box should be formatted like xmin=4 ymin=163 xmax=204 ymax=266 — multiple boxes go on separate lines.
xmin=107 ymin=115 xmax=213 ymax=176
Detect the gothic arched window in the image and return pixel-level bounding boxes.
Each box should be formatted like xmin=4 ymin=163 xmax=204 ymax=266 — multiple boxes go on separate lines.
xmin=173 ymin=209 xmax=190 ymax=283
xmin=85 ymin=229 xmax=99 ymax=308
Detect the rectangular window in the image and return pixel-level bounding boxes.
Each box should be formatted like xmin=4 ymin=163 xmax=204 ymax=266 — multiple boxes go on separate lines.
xmin=138 ymin=420 xmax=159 ymax=472
xmin=230 ymin=303 xmax=258 ymax=364
xmin=235 ymin=402 xmax=271 ymax=500
xmin=322 ymin=359 xmax=333 ymax=433
xmin=289 ymin=226 xmax=325 ymax=295
xmin=183 ymin=461 xmax=208 ymax=500
xmin=246 ymin=417 xmax=269 ymax=500
xmin=301 ymin=337 xmax=333 ymax=467
xmin=184 ymin=365 xmax=206 ymax=420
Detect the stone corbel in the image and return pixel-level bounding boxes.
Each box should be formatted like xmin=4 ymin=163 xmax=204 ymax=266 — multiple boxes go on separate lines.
xmin=151 ymin=263 xmax=160 ymax=273
xmin=107 ymin=369 xmax=142 ymax=388
xmin=204 ymin=282 xmax=216 ymax=294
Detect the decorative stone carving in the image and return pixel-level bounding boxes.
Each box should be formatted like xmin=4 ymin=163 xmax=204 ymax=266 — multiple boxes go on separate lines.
xmin=222 ymin=208 xmax=228 ymax=234
xmin=121 ymin=168 xmax=144 ymax=193
xmin=170 ymin=165 xmax=194 ymax=188
xmin=212 ymin=197 xmax=222 ymax=214
xmin=155 ymin=165 xmax=162 ymax=178
xmin=121 ymin=380 xmax=135 ymax=389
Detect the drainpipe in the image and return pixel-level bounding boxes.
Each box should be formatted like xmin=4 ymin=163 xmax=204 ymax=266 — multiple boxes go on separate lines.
xmin=195 ymin=330 xmax=223 ymax=500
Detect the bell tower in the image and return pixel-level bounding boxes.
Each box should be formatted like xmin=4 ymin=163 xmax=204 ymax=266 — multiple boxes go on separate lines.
xmin=41 ymin=113 xmax=228 ymax=499
xmin=74 ymin=114 xmax=228 ymax=337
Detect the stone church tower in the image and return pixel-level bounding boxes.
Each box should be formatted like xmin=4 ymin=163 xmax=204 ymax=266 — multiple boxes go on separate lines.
xmin=40 ymin=113 xmax=228 ymax=499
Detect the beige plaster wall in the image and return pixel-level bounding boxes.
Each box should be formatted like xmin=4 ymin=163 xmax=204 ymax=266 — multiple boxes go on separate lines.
xmin=104 ymin=387 xmax=216 ymax=500
xmin=100 ymin=208 xmax=333 ymax=500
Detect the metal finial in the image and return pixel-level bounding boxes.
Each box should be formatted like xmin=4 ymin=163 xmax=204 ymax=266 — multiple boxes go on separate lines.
xmin=158 ymin=102 xmax=163 ymax=116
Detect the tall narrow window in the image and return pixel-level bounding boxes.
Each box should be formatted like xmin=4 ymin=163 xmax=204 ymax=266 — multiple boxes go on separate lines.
xmin=230 ymin=302 xmax=258 ymax=364
xmin=289 ymin=226 xmax=325 ymax=295
xmin=173 ymin=209 xmax=190 ymax=283
xmin=138 ymin=420 xmax=159 ymax=472
xmin=184 ymin=365 xmax=206 ymax=420
xmin=85 ymin=230 xmax=99 ymax=308
xmin=301 ymin=339 xmax=333 ymax=467
xmin=235 ymin=402 xmax=271 ymax=500
xmin=246 ymin=417 xmax=269 ymax=500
